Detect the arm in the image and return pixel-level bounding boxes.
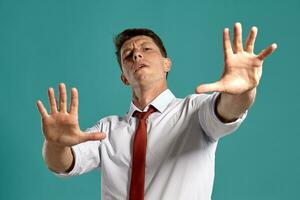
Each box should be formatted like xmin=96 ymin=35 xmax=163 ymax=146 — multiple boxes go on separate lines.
xmin=37 ymin=83 xmax=106 ymax=173
xmin=196 ymin=23 xmax=277 ymax=122
xmin=42 ymin=140 xmax=74 ymax=172
xmin=215 ymin=89 xmax=256 ymax=123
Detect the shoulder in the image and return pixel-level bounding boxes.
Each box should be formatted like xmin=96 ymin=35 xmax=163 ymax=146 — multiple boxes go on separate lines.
xmin=96 ymin=114 xmax=126 ymax=126
xmin=89 ymin=114 xmax=127 ymax=132
xmin=180 ymin=93 xmax=216 ymax=108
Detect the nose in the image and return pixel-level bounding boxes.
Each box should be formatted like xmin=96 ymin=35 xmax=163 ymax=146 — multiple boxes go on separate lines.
xmin=133 ymin=50 xmax=143 ymax=61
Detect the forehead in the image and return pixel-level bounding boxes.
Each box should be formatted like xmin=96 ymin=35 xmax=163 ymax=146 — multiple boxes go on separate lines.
xmin=121 ymin=35 xmax=157 ymax=50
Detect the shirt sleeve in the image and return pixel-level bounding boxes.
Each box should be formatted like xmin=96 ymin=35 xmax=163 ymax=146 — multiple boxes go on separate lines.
xmin=51 ymin=124 xmax=102 ymax=177
xmin=197 ymin=92 xmax=247 ymax=141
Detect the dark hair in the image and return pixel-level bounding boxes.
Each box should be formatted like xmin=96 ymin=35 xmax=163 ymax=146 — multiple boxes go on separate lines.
xmin=114 ymin=28 xmax=168 ymax=69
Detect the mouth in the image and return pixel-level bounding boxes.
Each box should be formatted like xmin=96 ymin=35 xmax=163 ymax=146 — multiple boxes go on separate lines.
xmin=134 ymin=63 xmax=147 ymax=72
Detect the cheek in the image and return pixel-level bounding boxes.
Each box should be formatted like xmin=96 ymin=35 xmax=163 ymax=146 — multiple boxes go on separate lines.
xmin=122 ymin=62 xmax=133 ymax=73
xmin=157 ymin=59 xmax=166 ymax=71
xmin=147 ymin=54 xmax=164 ymax=67
xmin=123 ymin=69 xmax=131 ymax=78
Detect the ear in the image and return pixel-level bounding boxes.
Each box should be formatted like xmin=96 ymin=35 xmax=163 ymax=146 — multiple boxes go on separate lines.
xmin=163 ymin=58 xmax=172 ymax=72
xmin=120 ymin=73 xmax=130 ymax=85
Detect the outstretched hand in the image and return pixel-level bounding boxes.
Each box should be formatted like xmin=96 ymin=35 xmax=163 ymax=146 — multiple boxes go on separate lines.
xmin=36 ymin=83 xmax=106 ymax=147
xmin=195 ymin=23 xmax=277 ymax=95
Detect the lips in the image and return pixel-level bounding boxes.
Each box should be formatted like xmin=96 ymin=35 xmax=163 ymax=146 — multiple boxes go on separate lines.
xmin=133 ymin=63 xmax=148 ymax=72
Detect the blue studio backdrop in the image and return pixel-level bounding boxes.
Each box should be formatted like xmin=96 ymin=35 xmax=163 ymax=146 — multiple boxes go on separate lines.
xmin=0 ymin=0 xmax=299 ymax=199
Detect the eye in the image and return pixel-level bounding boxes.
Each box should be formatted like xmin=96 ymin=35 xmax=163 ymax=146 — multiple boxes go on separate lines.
xmin=143 ymin=47 xmax=151 ymax=51
xmin=124 ymin=51 xmax=133 ymax=60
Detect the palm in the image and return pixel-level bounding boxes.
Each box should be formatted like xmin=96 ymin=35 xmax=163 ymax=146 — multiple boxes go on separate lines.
xmin=42 ymin=112 xmax=81 ymax=146
xmin=196 ymin=23 xmax=277 ymax=94
xmin=220 ymin=52 xmax=263 ymax=94
xmin=37 ymin=83 xmax=105 ymax=147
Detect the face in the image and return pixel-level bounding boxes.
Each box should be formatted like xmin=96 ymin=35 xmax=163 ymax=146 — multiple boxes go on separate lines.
xmin=120 ymin=36 xmax=171 ymax=87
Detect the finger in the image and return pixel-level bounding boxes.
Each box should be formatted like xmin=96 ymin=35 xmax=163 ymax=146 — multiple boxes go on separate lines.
xmin=48 ymin=87 xmax=58 ymax=114
xmin=245 ymin=26 xmax=258 ymax=53
xmin=223 ymin=28 xmax=233 ymax=60
xmin=80 ymin=132 xmax=107 ymax=143
xmin=69 ymin=88 xmax=78 ymax=114
xmin=36 ymin=100 xmax=49 ymax=118
xmin=195 ymin=81 xmax=224 ymax=94
xmin=59 ymin=83 xmax=67 ymax=112
xmin=257 ymin=43 xmax=277 ymax=60
xmin=233 ymin=22 xmax=243 ymax=53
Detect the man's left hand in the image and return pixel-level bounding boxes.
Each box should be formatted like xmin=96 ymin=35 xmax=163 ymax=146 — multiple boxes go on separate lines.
xmin=195 ymin=22 xmax=277 ymax=94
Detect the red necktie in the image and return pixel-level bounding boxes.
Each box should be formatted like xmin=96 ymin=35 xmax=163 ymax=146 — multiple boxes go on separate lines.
xmin=129 ymin=106 xmax=156 ymax=200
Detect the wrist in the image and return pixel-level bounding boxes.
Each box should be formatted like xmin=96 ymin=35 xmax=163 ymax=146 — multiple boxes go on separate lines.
xmin=44 ymin=140 xmax=69 ymax=151
xmin=216 ymin=88 xmax=256 ymax=122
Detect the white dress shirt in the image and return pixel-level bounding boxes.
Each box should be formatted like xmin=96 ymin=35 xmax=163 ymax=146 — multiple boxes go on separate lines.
xmin=54 ymin=89 xmax=246 ymax=200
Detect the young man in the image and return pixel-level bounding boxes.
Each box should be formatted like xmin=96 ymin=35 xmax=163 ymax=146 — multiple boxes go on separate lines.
xmin=37 ymin=23 xmax=277 ymax=200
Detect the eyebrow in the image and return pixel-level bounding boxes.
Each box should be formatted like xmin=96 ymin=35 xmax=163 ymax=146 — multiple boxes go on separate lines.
xmin=121 ymin=41 xmax=155 ymax=55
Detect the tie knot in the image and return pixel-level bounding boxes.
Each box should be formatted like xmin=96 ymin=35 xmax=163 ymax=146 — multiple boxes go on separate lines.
xmin=134 ymin=106 xmax=156 ymax=120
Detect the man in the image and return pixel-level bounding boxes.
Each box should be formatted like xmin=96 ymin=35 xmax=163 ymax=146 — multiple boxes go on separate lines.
xmin=37 ymin=23 xmax=277 ymax=200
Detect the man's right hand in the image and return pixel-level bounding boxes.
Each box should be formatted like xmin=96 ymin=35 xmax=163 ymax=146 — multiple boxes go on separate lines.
xmin=37 ymin=83 xmax=106 ymax=147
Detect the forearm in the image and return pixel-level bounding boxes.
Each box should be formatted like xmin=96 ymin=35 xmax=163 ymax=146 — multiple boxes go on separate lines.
xmin=216 ymin=88 xmax=256 ymax=123
xmin=42 ymin=140 xmax=75 ymax=173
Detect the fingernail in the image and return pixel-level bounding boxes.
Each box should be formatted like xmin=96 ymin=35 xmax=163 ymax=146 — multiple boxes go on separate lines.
xmin=235 ymin=22 xmax=241 ymax=27
xmin=252 ymin=26 xmax=257 ymax=32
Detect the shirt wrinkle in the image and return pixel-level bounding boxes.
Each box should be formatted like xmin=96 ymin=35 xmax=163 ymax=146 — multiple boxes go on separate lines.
xmin=51 ymin=89 xmax=247 ymax=200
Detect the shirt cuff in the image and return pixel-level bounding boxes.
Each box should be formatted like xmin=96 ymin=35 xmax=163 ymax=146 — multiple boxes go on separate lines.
xmin=199 ymin=92 xmax=247 ymax=141
xmin=52 ymin=145 xmax=82 ymax=177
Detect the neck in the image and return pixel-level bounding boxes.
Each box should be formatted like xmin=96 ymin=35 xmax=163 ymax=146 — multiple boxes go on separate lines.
xmin=132 ymin=82 xmax=168 ymax=110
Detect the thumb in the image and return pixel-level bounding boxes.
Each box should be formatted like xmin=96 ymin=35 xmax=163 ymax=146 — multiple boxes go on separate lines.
xmin=80 ymin=132 xmax=107 ymax=143
xmin=195 ymin=81 xmax=224 ymax=94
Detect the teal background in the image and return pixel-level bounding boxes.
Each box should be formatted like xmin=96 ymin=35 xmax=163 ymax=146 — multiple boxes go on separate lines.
xmin=0 ymin=0 xmax=299 ymax=199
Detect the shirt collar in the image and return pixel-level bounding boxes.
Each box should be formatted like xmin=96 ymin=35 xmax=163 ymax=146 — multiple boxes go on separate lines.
xmin=125 ymin=89 xmax=175 ymax=122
